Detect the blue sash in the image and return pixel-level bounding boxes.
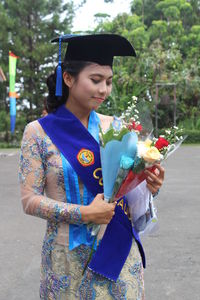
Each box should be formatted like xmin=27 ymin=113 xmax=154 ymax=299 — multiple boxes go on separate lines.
xmin=89 ymin=196 xmax=146 ymax=281
xmin=39 ymin=105 xmax=103 ymax=196
xmin=38 ymin=104 xmax=145 ymax=281
xmin=60 ymin=109 xmax=100 ymax=250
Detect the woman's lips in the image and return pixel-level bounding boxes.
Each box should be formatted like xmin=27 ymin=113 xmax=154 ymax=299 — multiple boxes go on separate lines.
xmin=93 ymin=97 xmax=105 ymax=103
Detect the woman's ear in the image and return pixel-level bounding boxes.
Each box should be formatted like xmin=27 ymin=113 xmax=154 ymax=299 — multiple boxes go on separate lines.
xmin=63 ymin=72 xmax=74 ymax=88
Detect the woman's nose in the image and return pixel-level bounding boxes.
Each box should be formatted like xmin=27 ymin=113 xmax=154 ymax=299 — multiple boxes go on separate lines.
xmin=99 ymin=81 xmax=107 ymax=94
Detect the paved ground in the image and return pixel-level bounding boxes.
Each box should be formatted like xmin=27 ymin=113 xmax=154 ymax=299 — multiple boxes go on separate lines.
xmin=0 ymin=146 xmax=200 ymax=300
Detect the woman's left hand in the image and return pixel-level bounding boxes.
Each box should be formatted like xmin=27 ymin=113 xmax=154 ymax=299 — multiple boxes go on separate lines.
xmin=144 ymin=163 xmax=165 ymax=196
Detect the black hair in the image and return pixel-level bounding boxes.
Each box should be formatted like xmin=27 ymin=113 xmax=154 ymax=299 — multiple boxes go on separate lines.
xmin=46 ymin=61 xmax=93 ymax=113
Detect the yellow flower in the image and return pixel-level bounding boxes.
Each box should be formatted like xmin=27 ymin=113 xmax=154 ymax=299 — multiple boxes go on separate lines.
xmin=137 ymin=139 xmax=153 ymax=156
xmin=143 ymin=146 xmax=162 ymax=163
xmin=144 ymin=139 xmax=153 ymax=147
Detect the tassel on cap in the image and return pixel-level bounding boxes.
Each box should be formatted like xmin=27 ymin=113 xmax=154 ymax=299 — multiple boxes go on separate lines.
xmin=55 ymin=37 xmax=62 ymax=97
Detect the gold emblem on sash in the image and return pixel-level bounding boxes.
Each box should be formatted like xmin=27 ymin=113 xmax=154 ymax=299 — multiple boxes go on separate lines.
xmin=93 ymin=168 xmax=103 ymax=186
xmin=77 ymin=148 xmax=95 ymax=167
xmin=117 ymin=198 xmax=129 ymax=215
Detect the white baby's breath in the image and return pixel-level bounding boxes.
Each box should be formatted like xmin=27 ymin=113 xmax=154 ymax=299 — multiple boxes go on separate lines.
xmin=165 ymin=130 xmax=171 ymax=134
xmin=132 ymin=96 xmax=138 ymax=101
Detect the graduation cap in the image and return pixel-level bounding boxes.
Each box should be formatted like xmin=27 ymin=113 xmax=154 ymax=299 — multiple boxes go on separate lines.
xmin=51 ymin=34 xmax=136 ymax=96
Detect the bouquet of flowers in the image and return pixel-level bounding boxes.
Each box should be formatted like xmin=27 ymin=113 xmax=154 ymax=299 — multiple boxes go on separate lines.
xmin=84 ymin=96 xmax=185 ymax=274
xmin=109 ymin=97 xmax=185 ymax=200
xmin=116 ymin=125 xmax=185 ymax=199
xmin=89 ymin=96 xmax=185 ymax=236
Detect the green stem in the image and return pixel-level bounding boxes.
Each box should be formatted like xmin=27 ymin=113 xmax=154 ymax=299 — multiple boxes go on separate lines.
xmin=82 ymin=236 xmax=97 ymax=275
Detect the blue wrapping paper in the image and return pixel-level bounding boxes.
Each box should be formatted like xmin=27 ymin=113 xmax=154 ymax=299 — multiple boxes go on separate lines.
xmin=100 ymin=131 xmax=138 ymax=199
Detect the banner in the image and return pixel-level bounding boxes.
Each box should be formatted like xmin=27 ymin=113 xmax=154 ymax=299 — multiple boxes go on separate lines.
xmin=9 ymin=51 xmax=19 ymax=133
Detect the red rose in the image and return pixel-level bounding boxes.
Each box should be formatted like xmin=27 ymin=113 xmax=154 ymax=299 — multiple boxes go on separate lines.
xmin=131 ymin=121 xmax=136 ymax=129
xmin=127 ymin=121 xmax=136 ymax=131
xmin=127 ymin=124 xmax=133 ymax=131
xmin=127 ymin=121 xmax=143 ymax=132
xmin=155 ymin=137 xmax=170 ymax=150
xmin=135 ymin=124 xmax=143 ymax=132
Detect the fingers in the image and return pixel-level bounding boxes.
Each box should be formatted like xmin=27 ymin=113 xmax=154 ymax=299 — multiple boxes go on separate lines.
xmin=102 ymin=202 xmax=116 ymax=224
xmin=96 ymin=193 xmax=104 ymax=200
xmin=112 ymin=201 xmax=117 ymax=209
xmin=154 ymin=163 xmax=165 ymax=180
xmin=95 ymin=209 xmax=115 ymax=224
xmin=145 ymin=166 xmax=165 ymax=184
xmin=146 ymin=181 xmax=160 ymax=195
xmin=145 ymin=170 xmax=162 ymax=186
xmin=145 ymin=164 xmax=165 ymax=194
xmin=89 ymin=194 xmax=117 ymax=224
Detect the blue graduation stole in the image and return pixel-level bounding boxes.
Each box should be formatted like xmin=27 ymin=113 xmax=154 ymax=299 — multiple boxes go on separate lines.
xmin=38 ymin=104 xmax=145 ymax=281
xmin=89 ymin=196 xmax=146 ymax=281
xmin=60 ymin=109 xmax=100 ymax=250
xmin=39 ymin=105 xmax=102 ymax=196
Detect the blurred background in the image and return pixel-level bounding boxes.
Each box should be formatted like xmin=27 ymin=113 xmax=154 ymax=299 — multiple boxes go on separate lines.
xmin=0 ymin=1 xmax=200 ymax=299
xmin=0 ymin=0 xmax=200 ymax=147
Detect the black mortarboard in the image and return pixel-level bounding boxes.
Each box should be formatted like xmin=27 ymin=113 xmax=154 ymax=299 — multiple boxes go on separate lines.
xmin=51 ymin=34 xmax=136 ymax=96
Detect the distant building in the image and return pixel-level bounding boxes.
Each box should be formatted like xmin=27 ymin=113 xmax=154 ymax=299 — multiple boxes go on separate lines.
xmin=0 ymin=67 xmax=6 ymax=82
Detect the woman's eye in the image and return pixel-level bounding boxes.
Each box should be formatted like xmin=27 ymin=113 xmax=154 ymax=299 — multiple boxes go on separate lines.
xmin=107 ymin=81 xmax=112 ymax=86
xmin=91 ymin=79 xmax=100 ymax=84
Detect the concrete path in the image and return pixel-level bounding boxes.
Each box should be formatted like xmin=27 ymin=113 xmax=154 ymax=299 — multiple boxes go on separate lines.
xmin=0 ymin=146 xmax=199 ymax=300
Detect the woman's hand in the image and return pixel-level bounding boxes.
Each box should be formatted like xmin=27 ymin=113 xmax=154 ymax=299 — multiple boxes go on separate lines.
xmin=144 ymin=163 xmax=165 ymax=196
xmin=80 ymin=193 xmax=116 ymax=224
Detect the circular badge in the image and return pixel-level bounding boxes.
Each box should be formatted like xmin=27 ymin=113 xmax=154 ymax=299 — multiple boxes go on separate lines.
xmin=77 ymin=148 xmax=95 ymax=167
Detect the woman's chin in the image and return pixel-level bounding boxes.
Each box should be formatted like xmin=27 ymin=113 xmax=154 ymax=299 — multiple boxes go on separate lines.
xmin=90 ymin=103 xmax=101 ymax=111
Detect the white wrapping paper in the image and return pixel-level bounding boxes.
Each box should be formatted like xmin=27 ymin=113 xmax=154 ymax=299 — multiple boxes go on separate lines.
xmin=126 ymin=181 xmax=158 ymax=235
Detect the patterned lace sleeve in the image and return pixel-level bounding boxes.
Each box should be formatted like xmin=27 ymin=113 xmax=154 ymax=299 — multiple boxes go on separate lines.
xmin=19 ymin=122 xmax=82 ymax=224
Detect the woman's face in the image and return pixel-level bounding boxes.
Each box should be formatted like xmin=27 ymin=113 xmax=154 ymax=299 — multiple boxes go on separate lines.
xmin=65 ymin=63 xmax=113 ymax=111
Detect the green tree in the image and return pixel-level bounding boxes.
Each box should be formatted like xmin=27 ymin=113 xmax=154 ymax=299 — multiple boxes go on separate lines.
xmin=131 ymin=0 xmax=161 ymax=27
xmin=95 ymin=0 xmax=200 ymax=128
xmin=0 ymin=0 xmax=74 ymax=122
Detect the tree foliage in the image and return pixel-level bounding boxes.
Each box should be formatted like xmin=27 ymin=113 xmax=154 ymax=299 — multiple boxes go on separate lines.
xmin=0 ymin=0 xmax=74 ymax=122
xmin=0 ymin=0 xmax=200 ymax=141
xmin=95 ymin=0 xmax=200 ymax=129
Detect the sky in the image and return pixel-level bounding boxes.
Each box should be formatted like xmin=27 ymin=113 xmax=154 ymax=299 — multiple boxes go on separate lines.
xmin=72 ymin=0 xmax=132 ymax=32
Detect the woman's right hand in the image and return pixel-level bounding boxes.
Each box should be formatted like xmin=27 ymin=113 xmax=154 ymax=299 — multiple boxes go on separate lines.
xmin=80 ymin=193 xmax=116 ymax=224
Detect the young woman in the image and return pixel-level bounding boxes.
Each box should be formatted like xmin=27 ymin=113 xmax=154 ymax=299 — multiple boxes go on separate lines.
xmin=19 ymin=34 xmax=164 ymax=300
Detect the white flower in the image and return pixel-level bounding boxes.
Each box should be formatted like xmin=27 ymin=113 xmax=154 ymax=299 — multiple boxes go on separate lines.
xmin=165 ymin=130 xmax=171 ymax=134
xmin=132 ymin=96 xmax=138 ymax=101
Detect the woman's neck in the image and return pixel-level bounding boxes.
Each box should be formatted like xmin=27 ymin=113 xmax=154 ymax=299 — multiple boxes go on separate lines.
xmin=65 ymin=101 xmax=91 ymax=129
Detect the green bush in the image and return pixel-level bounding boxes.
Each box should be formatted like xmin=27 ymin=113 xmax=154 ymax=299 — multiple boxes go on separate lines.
xmin=182 ymin=130 xmax=200 ymax=144
xmin=0 ymin=142 xmax=20 ymax=148
xmin=178 ymin=117 xmax=200 ymax=131
xmin=196 ymin=118 xmax=200 ymax=130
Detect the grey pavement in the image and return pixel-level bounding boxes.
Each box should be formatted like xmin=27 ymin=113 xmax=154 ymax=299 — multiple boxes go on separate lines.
xmin=0 ymin=146 xmax=200 ymax=300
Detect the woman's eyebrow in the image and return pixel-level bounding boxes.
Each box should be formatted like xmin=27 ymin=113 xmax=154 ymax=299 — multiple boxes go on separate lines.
xmin=90 ymin=73 xmax=113 ymax=79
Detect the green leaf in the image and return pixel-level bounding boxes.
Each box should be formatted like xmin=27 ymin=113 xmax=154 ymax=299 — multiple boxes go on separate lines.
xmin=101 ymin=126 xmax=129 ymax=147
